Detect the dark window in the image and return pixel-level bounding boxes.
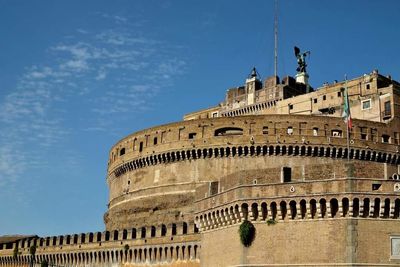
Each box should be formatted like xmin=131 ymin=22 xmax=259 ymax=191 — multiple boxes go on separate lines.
xmin=153 ymin=137 xmax=158 ymax=145
xmin=323 ymin=95 xmax=326 ymax=101
xmin=188 ymin=133 xmax=197 ymax=139
xmin=372 ymin=183 xmax=381 ymax=191
xmin=119 ymin=148 xmax=125 ymax=156
xmin=141 ymin=227 xmax=146 ymax=238
xmin=337 ymin=91 xmax=341 ymax=97
xmin=151 ymin=226 xmax=156 ymax=237
xmin=313 ymin=98 xmax=317 ymax=104
xmin=282 ymin=167 xmax=291 ymax=182
xmin=262 ymin=126 xmax=268 ymax=134
xmin=384 ymin=101 xmax=391 ymax=117
xmin=161 ymin=225 xmax=167 ymax=236
xmin=209 ymin=181 xmax=219 ymax=196
xmin=289 ymin=104 xmax=293 ymax=110
xmin=183 ymin=223 xmax=188 ymax=234
xmin=172 ymin=224 xmax=177 ymax=236
xmin=382 ymin=134 xmax=390 ymax=143
xmin=366 ymin=84 xmax=370 ymax=89
xmin=139 ymin=142 xmax=143 ymax=152
xmin=360 ymin=127 xmax=368 ymax=140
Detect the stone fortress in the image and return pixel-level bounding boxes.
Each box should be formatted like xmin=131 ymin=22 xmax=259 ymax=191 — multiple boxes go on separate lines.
xmin=1 ymin=54 xmax=400 ymax=266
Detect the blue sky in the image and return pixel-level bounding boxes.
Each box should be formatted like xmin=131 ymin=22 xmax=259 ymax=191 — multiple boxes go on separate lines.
xmin=0 ymin=0 xmax=399 ymax=236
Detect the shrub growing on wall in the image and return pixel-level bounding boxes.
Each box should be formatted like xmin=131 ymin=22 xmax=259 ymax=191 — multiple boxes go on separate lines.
xmin=239 ymin=220 xmax=255 ymax=247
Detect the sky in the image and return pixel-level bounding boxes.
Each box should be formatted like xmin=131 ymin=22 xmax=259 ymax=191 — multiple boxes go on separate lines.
xmin=0 ymin=0 xmax=399 ymax=237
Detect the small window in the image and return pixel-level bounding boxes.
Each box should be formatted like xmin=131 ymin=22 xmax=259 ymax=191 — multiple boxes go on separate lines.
xmin=361 ymin=133 xmax=367 ymax=140
xmin=287 ymin=126 xmax=293 ymax=135
xmin=289 ymin=104 xmax=293 ymax=110
xmin=313 ymin=127 xmax=318 ymax=136
xmin=390 ymin=236 xmax=400 ymax=259
xmin=188 ymin=133 xmax=197 ymax=139
xmin=337 ymin=91 xmax=341 ymax=97
xmin=362 ymin=99 xmax=371 ymax=110
xmin=139 ymin=142 xmax=143 ymax=152
xmin=282 ymin=167 xmax=292 ymax=183
xmin=331 ymin=130 xmax=342 ymax=137
xmin=119 ymin=148 xmax=125 ymax=156
xmin=172 ymin=224 xmax=177 ymax=236
xmin=153 ymin=137 xmax=158 ymax=145
xmin=212 ymin=112 xmax=218 ymax=118
xmin=323 ymin=95 xmax=326 ymax=101
xmin=372 ymin=183 xmax=381 ymax=191
xmin=127 ymin=180 xmax=130 ymax=185
xmin=382 ymin=134 xmax=390 ymax=143
xmin=262 ymin=126 xmax=269 ymax=134
xmin=366 ymin=84 xmax=370 ymax=90
xmin=360 ymin=127 xmax=368 ymax=140
xmin=209 ymin=181 xmax=219 ymax=196
xmin=384 ymin=101 xmax=391 ymax=117
xmin=313 ymin=98 xmax=317 ymax=104
xmin=371 ymin=128 xmax=378 ymax=142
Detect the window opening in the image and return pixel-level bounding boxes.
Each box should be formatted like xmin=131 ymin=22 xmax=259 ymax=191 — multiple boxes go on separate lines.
xmin=282 ymin=167 xmax=292 ymax=183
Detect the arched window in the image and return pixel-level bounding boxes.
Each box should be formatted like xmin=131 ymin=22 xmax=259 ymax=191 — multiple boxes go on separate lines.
xmin=214 ymin=127 xmax=243 ymax=136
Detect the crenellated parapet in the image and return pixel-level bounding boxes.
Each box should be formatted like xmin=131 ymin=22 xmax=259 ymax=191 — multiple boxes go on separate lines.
xmin=194 ymin=177 xmax=400 ymax=232
xmin=0 ymin=221 xmax=200 ymax=267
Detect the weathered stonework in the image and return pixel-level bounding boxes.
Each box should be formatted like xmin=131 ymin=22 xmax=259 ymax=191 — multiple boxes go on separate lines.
xmin=1 ymin=70 xmax=400 ymax=267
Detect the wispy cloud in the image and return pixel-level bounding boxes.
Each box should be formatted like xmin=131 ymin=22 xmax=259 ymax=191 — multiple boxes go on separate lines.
xmin=0 ymin=13 xmax=186 ymax=190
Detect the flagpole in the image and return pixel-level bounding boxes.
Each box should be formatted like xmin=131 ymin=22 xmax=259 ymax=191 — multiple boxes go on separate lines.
xmin=345 ymin=75 xmax=350 ymax=162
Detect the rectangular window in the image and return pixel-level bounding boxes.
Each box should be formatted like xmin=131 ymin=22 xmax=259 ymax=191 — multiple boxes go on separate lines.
xmin=391 ymin=236 xmax=400 ymax=259
xmin=362 ymin=99 xmax=371 ymax=110
xmin=331 ymin=130 xmax=343 ymax=137
xmin=382 ymin=134 xmax=391 ymax=143
xmin=360 ymin=127 xmax=368 ymax=140
xmin=209 ymin=181 xmax=219 ymax=196
xmin=323 ymin=95 xmax=326 ymax=101
xmin=282 ymin=167 xmax=292 ymax=183
xmin=188 ymin=133 xmax=197 ymax=139
xmin=384 ymin=101 xmax=391 ymax=117
xmin=262 ymin=126 xmax=269 ymax=134
xmin=313 ymin=127 xmax=319 ymax=136
xmin=313 ymin=98 xmax=318 ymax=104
xmin=289 ymin=104 xmax=293 ymax=110
xmin=337 ymin=91 xmax=341 ymax=97
xmin=139 ymin=142 xmax=143 ymax=152
xmin=371 ymin=128 xmax=377 ymax=142
xmin=299 ymin=122 xmax=307 ymax=135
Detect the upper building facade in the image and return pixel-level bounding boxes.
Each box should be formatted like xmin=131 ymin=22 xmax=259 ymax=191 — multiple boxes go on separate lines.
xmin=1 ymin=68 xmax=400 ymax=267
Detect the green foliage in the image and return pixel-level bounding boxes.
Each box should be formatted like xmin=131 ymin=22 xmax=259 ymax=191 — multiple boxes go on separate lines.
xmin=41 ymin=259 xmax=48 ymax=267
xmin=29 ymin=245 xmax=36 ymax=256
xmin=266 ymin=219 xmax=277 ymax=225
xmin=13 ymin=246 xmax=19 ymax=258
xmin=238 ymin=220 xmax=255 ymax=247
xmin=124 ymin=244 xmax=129 ymax=251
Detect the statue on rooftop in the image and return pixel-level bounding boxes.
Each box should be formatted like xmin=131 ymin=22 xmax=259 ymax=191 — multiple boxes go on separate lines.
xmin=294 ymin=46 xmax=310 ymax=73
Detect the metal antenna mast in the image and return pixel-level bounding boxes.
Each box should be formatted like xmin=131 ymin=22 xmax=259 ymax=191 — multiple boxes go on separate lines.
xmin=274 ymin=0 xmax=278 ymax=79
